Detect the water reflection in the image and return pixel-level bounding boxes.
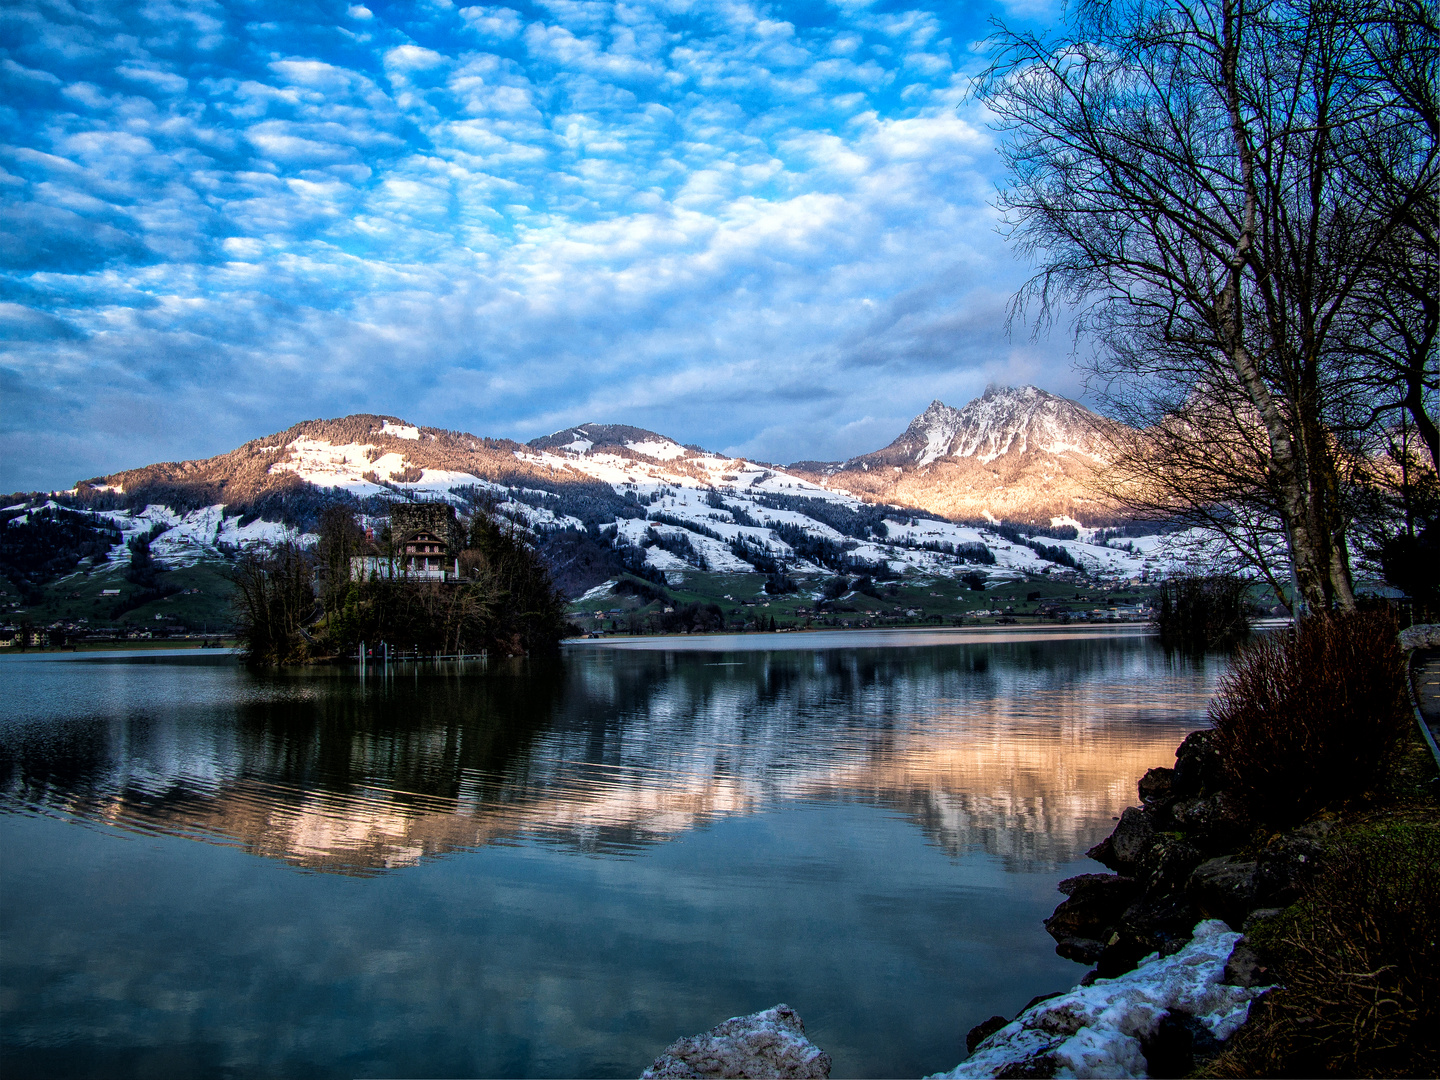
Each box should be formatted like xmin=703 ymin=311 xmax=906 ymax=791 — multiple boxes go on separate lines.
xmin=0 ymin=631 xmax=1218 ymax=875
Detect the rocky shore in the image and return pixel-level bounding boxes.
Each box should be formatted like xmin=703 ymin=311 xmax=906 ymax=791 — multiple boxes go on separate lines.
xmin=929 ymin=727 xmax=1302 ymax=1078
xmin=931 ymin=920 xmax=1266 ymax=1079
xmin=1042 ymin=728 xmax=1323 ymax=980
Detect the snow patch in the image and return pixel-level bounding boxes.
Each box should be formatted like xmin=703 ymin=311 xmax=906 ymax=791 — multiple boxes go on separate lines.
xmin=626 ymin=439 xmax=687 ymax=461
xmin=932 ymin=921 xmax=1269 ymax=1080
xmin=576 ymin=580 xmax=617 ymax=603
xmin=380 ymin=422 xmax=420 ymax=440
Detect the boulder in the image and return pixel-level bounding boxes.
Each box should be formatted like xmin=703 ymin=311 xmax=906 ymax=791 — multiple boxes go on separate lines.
xmin=1044 ymin=875 xmax=1139 ymax=943
xmin=1135 ymin=833 xmax=1206 ymax=894
xmin=1253 ymin=823 xmax=1329 ymax=906
xmin=642 ymin=1005 xmax=831 ymax=1079
xmin=1241 ymin=907 xmax=1284 ymax=934
xmin=1056 ymin=873 xmax=1140 ymax=903
xmin=967 ymin=1016 xmax=1011 ymax=1055
xmin=1098 ymin=894 xmax=1201 ymax=977
xmin=1087 ymin=806 xmax=1156 ymax=870
xmin=1187 ymin=857 xmax=1259 ymax=929
xmin=1399 ymin=623 xmax=1440 ymax=651
xmin=1110 ymin=807 xmax=1158 ymax=864
xmin=1168 ymin=790 xmax=1248 ymax=851
xmin=1221 ymin=941 xmax=1271 ymax=988
xmin=1138 ymin=767 xmax=1176 ymax=805
xmin=1054 ymin=936 xmax=1107 ymax=965
xmin=1172 ymin=730 xmax=1224 ymax=798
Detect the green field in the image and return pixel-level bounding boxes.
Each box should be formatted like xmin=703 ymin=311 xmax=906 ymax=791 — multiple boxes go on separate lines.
xmin=1 ymin=558 xmax=239 ymax=636
xmin=566 ymin=569 xmax=1158 ymax=633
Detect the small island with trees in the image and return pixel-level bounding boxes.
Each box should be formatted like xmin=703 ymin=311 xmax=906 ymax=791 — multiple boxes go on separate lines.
xmin=232 ymin=499 xmax=569 ymax=665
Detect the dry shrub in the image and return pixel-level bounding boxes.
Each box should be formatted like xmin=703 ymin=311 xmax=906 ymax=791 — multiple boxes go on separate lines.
xmin=1206 ymin=824 xmax=1440 ymax=1078
xmin=1208 ymin=609 xmax=1409 ymax=826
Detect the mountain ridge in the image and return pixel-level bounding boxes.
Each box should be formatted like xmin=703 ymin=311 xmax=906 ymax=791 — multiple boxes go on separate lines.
xmin=10 ymin=388 xmax=1186 ymax=602
xmin=70 ymin=387 xmax=1129 ymax=529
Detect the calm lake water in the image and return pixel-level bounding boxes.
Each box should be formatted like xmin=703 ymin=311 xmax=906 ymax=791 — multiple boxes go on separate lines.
xmin=0 ymin=628 xmax=1224 ymax=1079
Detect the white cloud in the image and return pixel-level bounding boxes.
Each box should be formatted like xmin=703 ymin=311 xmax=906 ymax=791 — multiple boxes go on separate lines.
xmin=115 ymin=63 xmax=189 ymax=94
xmin=2 ymin=58 xmax=63 ymax=86
xmin=458 ymin=5 xmax=524 ymax=38
xmin=384 ymin=45 xmax=451 ymax=73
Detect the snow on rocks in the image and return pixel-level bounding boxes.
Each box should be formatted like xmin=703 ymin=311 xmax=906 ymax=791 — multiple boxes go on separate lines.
xmin=931 ymin=921 xmax=1269 ymax=1080
xmin=642 ymin=1005 xmax=831 ymax=1079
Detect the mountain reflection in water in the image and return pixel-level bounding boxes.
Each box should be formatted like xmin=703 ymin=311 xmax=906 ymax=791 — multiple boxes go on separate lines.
xmin=0 ymin=631 xmax=1218 ymax=875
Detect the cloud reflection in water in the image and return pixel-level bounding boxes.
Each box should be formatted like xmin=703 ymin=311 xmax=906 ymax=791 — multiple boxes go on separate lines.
xmin=0 ymin=632 xmax=1219 ymax=875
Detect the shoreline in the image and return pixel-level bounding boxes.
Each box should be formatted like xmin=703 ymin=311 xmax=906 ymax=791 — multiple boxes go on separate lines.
xmin=941 ymin=621 xmax=1440 ymax=1079
xmin=4 ymin=622 xmax=1171 ymax=660
xmin=0 ymin=645 xmax=243 ymax=661
xmin=565 ymin=622 xmax=1166 ymax=651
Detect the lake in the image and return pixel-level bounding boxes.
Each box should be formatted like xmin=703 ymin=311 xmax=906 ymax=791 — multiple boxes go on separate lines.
xmin=0 ymin=628 xmax=1223 ymax=1078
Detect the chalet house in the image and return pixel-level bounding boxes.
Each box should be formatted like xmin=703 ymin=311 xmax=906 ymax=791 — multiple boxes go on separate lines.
xmin=351 ymin=501 xmax=465 ymax=582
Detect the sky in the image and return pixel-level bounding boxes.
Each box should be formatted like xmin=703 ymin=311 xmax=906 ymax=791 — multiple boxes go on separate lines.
xmin=0 ymin=0 xmax=1080 ymax=492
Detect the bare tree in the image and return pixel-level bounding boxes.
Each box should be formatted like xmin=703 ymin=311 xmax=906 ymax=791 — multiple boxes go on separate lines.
xmin=1342 ymin=0 xmax=1440 ymax=472
xmin=231 ymin=540 xmax=317 ymax=665
xmin=315 ymin=503 xmax=367 ymax=615
xmin=976 ymin=0 xmax=1438 ymax=611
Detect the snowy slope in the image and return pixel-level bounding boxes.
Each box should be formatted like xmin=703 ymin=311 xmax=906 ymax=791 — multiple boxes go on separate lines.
xmin=65 ymin=408 xmax=1210 ymax=586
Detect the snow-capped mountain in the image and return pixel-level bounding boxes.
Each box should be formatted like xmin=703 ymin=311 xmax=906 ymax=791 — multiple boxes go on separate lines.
xmin=791 ymin=386 xmax=1125 ymax=526
xmin=42 ymin=392 xmax=1200 ymax=597
xmin=869 ymin=387 xmax=1115 ymax=468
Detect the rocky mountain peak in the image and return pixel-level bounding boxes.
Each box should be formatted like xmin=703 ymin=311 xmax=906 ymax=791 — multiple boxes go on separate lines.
xmin=911 ymin=385 xmax=1112 ymax=466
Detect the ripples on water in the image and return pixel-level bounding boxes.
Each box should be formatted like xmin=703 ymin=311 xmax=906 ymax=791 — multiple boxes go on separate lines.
xmin=0 ymin=628 xmax=1225 ymax=1078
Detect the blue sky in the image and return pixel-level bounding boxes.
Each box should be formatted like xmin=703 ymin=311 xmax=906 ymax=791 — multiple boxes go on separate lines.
xmin=1 ymin=0 xmax=1076 ymax=491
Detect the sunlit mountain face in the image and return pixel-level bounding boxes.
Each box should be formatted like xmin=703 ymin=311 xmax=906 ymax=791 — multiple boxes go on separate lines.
xmin=0 ymin=632 xmax=1217 ymax=875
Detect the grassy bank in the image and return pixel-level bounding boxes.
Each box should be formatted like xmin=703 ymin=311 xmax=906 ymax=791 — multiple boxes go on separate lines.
xmin=1192 ymin=612 xmax=1439 ymax=1077
xmin=1201 ymin=717 xmax=1439 ymax=1078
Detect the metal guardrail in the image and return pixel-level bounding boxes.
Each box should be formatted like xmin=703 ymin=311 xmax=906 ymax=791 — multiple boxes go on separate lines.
xmin=1407 ymin=651 xmax=1440 ymax=771
xmin=353 ymin=641 xmax=489 ymax=673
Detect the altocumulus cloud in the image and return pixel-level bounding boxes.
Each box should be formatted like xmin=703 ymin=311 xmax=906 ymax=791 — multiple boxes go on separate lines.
xmin=0 ymin=0 xmax=1073 ymax=490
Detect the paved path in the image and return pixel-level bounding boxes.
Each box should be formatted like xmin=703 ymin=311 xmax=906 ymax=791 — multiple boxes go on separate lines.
xmin=1410 ymin=647 xmax=1440 ymax=765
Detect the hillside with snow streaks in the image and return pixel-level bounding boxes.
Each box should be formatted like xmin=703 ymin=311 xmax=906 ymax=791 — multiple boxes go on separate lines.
xmin=66 ymin=403 xmax=1208 ymax=592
